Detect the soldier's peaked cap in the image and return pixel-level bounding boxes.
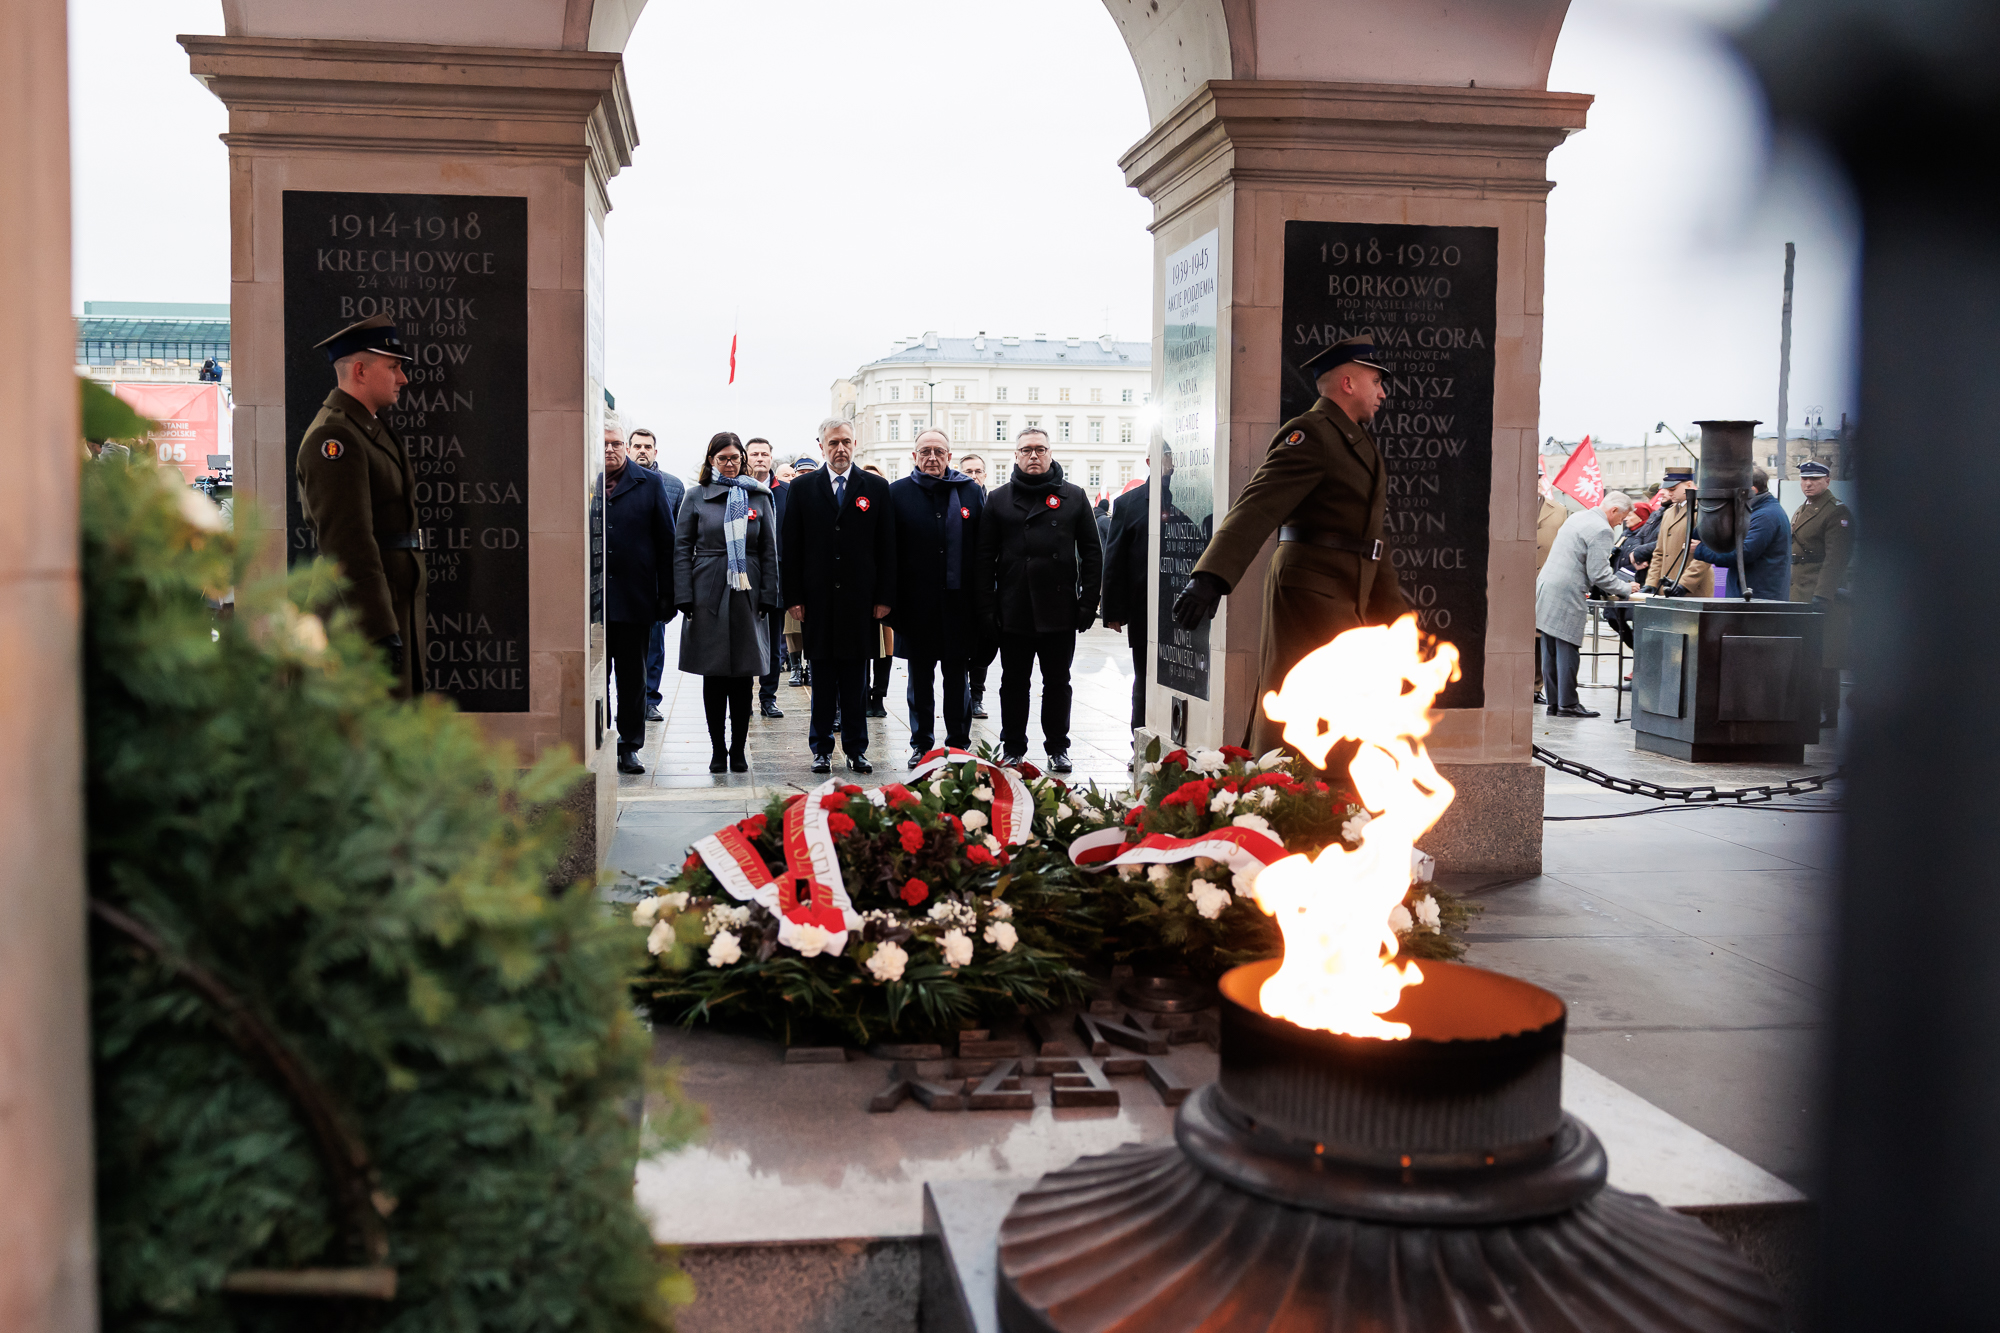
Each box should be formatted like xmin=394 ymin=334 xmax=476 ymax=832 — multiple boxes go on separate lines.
xmin=1797 ymin=460 xmax=1830 ymax=478
xmin=1301 ymin=335 xmax=1390 ymax=378
xmin=1662 ymin=464 xmax=1694 ymax=482
xmin=315 ymin=314 xmax=414 ymax=363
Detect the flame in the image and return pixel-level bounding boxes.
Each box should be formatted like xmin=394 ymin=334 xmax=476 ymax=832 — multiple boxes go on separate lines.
xmin=1252 ymin=614 xmax=1459 ymax=1039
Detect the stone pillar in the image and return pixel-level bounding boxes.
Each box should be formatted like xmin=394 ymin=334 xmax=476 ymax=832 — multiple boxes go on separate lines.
xmin=1125 ymin=80 xmax=1589 ymax=874
xmin=182 ymin=36 xmax=637 ymax=872
xmin=0 ymin=0 xmax=96 ymax=1326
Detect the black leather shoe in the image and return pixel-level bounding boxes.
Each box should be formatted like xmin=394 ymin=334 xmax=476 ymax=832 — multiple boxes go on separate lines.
xmin=729 ymin=747 xmax=749 ymax=773
xmin=1532 ymin=691 xmax=1546 ymax=706
xmin=866 ymin=702 xmax=888 ymax=719
xmin=1048 ymin=751 xmax=1073 ymax=774
xmin=617 ymin=751 xmax=644 ymax=775
xmin=644 ymin=704 xmax=664 ymax=722
xmin=760 ymin=701 xmax=784 ymax=718
xmin=810 ymin=753 xmax=832 ymax=774
xmin=909 ymin=748 xmax=927 ymax=768
xmin=1554 ymin=705 xmax=1600 ymax=719
xmin=709 ymin=749 xmax=728 ymax=773
xmin=969 ymin=695 xmax=988 ymax=719
xmin=789 ymin=668 xmax=807 ymax=688
xmin=1001 ymin=752 xmax=1025 ymax=766
xmin=847 ymin=754 xmax=873 ymax=774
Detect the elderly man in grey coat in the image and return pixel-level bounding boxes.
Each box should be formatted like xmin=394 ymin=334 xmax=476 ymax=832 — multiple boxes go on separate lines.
xmin=1535 ymin=491 xmax=1639 ymax=719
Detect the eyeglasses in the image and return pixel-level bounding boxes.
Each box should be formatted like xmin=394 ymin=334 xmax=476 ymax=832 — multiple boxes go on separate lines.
xmin=1016 ymin=445 xmax=1051 ymax=456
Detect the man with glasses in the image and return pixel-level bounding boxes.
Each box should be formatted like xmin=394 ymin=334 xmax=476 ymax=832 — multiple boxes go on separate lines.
xmin=973 ymin=428 xmax=1101 ymax=773
xmin=888 ymin=429 xmax=984 ymax=765
xmin=627 ymin=428 xmax=672 ymax=720
xmin=601 ymin=423 xmax=683 ymax=773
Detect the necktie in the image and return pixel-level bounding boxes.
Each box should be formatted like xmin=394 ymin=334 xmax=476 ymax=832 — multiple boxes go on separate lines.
xmin=834 ymin=473 xmax=845 ymax=510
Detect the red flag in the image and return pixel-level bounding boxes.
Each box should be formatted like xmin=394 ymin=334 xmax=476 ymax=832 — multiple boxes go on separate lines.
xmin=728 ymin=333 xmax=738 ymax=385
xmin=1550 ymin=436 xmax=1606 ymax=508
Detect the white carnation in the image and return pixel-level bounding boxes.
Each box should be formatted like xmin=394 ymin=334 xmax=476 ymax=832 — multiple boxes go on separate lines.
xmin=1055 ymin=802 xmax=1074 ymax=820
xmin=1147 ymin=863 xmax=1172 ymax=885
xmin=961 ymin=809 xmax=989 ymax=831
xmin=706 ymin=930 xmax=742 ymax=967
xmin=704 ymin=903 xmax=751 ymax=935
xmin=632 ymin=897 xmax=667 ymax=927
xmin=1388 ymin=904 xmax=1414 ymax=935
xmin=866 ymin=940 xmax=909 ymax=982
xmin=1412 ymin=894 xmax=1442 ymax=931
xmin=1342 ymin=810 xmax=1373 ymax=843
xmin=983 ymin=921 xmax=1019 ymax=953
xmin=646 ymin=919 xmax=674 ymax=956
xmin=1118 ymin=863 xmax=1141 ymax=881
xmin=973 ymin=785 xmax=993 ymax=801
xmin=1231 ymin=865 xmax=1262 ymax=896
xmin=1231 ymin=813 xmax=1275 ymax=839
xmin=1256 ymin=748 xmax=1288 ymax=770
xmin=1258 ymin=787 xmax=1279 ymax=809
xmin=790 ymin=923 xmax=834 ymax=958
xmin=1208 ymin=789 xmax=1238 ymax=815
xmin=982 ymin=834 xmax=1003 ymax=855
xmin=940 ymin=928 xmax=974 ymax=968
xmin=1188 ymin=748 xmax=1226 ymax=774
xmin=988 ymin=899 xmax=1013 ymax=920
xmin=1189 ymin=883 xmax=1232 ymax=920
xmin=661 ymin=891 xmax=689 ymax=913
xmin=929 ymin=899 xmax=975 ymax=928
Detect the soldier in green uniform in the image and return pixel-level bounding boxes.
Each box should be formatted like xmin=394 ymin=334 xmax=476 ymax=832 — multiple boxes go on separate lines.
xmin=296 ymin=314 xmax=427 ymax=698
xmin=1171 ymin=336 xmax=1408 ymax=751
xmin=1789 ymin=459 xmax=1852 ymax=728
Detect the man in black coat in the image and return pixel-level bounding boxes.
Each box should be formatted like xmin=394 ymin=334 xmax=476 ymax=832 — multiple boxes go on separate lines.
xmin=781 ymin=418 xmax=896 ymax=774
xmin=973 ymin=428 xmax=1102 ymax=773
xmin=601 ymin=424 xmax=683 ymax=774
xmin=746 ymin=437 xmax=788 ymax=718
xmin=1099 ymin=477 xmax=1151 ymax=733
xmin=887 ymin=429 xmax=984 ymax=767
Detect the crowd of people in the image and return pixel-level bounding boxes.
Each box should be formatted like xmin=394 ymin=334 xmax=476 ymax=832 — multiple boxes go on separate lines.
xmin=600 ymin=419 xmax=1114 ymax=777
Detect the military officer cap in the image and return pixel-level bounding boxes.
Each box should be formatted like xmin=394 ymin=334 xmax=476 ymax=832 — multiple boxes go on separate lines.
xmin=1301 ymin=335 xmax=1390 ymax=379
xmin=1662 ymin=464 xmax=1694 ymax=484
xmin=314 ymin=313 xmax=414 ymax=364
xmin=1797 ymin=460 xmax=1830 ymax=478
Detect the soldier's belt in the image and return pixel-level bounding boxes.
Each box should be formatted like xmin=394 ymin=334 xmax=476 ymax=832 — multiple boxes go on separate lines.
xmin=378 ymin=531 xmax=429 ymax=551
xmin=1278 ymin=524 xmax=1382 ymax=561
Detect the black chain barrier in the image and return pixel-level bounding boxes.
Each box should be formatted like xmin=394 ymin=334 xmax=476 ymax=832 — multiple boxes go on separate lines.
xmin=1532 ymin=745 xmax=1843 ymax=806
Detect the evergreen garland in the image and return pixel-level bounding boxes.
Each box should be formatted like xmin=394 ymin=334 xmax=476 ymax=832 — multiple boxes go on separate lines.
xmin=83 ymin=454 xmax=698 ymax=1331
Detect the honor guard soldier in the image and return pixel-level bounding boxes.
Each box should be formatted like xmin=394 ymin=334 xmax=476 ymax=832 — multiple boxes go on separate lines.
xmin=1789 ymin=460 xmax=1852 ymax=728
xmin=1171 ymin=335 xmax=1409 ymax=752
xmin=1644 ymin=463 xmax=1712 ymax=597
xmin=297 ymin=314 xmax=427 ymax=698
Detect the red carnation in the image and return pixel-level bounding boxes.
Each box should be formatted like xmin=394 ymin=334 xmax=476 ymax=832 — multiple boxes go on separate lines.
xmin=882 ymin=782 xmax=920 ymax=809
xmin=821 ymin=792 xmax=850 ymax=810
xmin=738 ymin=813 xmax=768 ymax=838
xmin=827 ymin=812 xmax=857 ymax=836
xmin=901 ymin=878 xmax=930 ymax=906
xmin=1220 ymin=745 xmax=1254 ymax=760
xmin=840 ymin=783 xmax=864 ymax=796
xmin=966 ymin=845 xmax=996 ymax=866
xmin=1124 ymin=805 xmax=1146 ymax=826
xmin=1161 ymin=778 xmax=1215 ymax=809
xmin=1017 ymin=761 xmax=1042 ymax=779
xmin=945 ymin=812 xmax=966 ymax=840
xmin=683 ymin=852 xmax=700 ymax=872
xmin=1162 ymin=748 xmax=1190 ymax=768
xmin=898 ymin=820 xmax=925 ymax=854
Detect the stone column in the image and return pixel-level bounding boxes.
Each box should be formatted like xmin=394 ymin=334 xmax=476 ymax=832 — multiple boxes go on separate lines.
xmin=1125 ymin=81 xmax=1589 ymax=874
xmin=183 ymin=36 xmax=637 ymax=873
xmin=0 ymin=0 xmax=96 ymax=1326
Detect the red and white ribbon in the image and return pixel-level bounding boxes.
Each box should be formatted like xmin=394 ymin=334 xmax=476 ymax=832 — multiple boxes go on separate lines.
xmin=693 ymin=777 xmax=860 ymax=956
xmin=908 ymin=747 xmax=1034 ymax=846
xmin=1075 ymin=826 xmax=1290 ymax=879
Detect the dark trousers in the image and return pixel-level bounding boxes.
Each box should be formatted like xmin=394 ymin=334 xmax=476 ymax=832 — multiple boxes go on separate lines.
xmin=608 ymin=620 xmax=651 ymax=752
xmin=968 ymin=639 xmax=995 ymax=700
xmin=759 ymin=610 xmax=783 ymax=706
xmin=809 ymin=657 xmax=870 ymax=757
xmin=999 ymin=630 xmax=1076 ymax=755
xmin=905 ymin=655 xmax=970 ymax=753
xmin=1128 ymin=640 xmax=1147 ymax=730
xmin=644 ymin=620 xmax=667 ymax=706
xmin=871 ymin=655 xmax=893 ymax=702
xmin=1540 ymin=634 xmax=1581 ymax=711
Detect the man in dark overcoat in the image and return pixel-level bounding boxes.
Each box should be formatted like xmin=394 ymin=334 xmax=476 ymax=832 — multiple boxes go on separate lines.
xmin=781 ymin=418 xmax=896 ymax=774
xmin=887 ymin=428 xmax=984 ymax=767
xmin=295 ymin=314 xmax=427 ymax=698
xmin=973 ymin=428 xmax=1102 ymax=773
xmin=601 ymin=424 xmax=683 ymax=774
xmin=1789 ymin=459 xmax=1853 ymax=727
xmin=1171 ymin=336 xmax=1409 ymax=753
xmin=1099 ymin=473 xmax=1152 ymax=734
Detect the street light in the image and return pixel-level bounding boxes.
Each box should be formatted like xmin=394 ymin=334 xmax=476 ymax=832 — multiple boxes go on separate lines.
xmin=1655 ymin=421 xmax=1699 ymax=461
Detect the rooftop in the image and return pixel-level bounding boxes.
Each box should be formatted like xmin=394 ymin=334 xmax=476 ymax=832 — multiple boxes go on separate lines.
xmin=859 ymin=332 xmax=1149 ymax=373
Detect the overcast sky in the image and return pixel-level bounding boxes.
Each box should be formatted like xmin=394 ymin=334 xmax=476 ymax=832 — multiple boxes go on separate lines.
xmin=70 ymin=0 xmax=1852 ymax=476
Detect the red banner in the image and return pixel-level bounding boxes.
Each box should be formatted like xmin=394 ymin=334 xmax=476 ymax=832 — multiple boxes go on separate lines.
xmin=1550 ymin=437 xmax=1605 ymax=508
xmin=112 ymin=382 xmax=229 ymax=486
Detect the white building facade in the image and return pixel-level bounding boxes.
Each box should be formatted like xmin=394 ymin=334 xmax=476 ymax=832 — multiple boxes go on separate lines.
xmin=832 ymin=331 xmax=1152 ymax=498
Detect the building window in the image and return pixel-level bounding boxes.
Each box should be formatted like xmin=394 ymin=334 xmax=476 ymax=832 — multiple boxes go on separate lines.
xmin=1121 ymin=388 xmax=1133 ymax=403
xmin=1119 ymin=459 xmax=1134 ymax=486
xmin=889 ymin=385 xmax=900 ymax=402
xmin=1090 ymin=387 xmax=1103 ymax=403
xmin=1088 ymin=461 xmax=1103 ymax=489
xmin=994 ymin=417 xmax=1009 ymax=441
xmin=1058 ymin=419 xmax=1072 ymax=442
xmin=1059 ymin=388 xmax=1071 ymax=402
xmin=1088 ymin=419 xmax=1103 ymax=443
xmin=995 ymin=386 xmax=1008 ymax=401
xmin=1026 ymin=417 xmax=1041 ymax=432
xmin=951 ymin=416 xmax=967 ymax=443
xmin=953 ymin=385 xmax=965 ymax=400
xmin=1119 ymin=419 xmax=1134 ymax=443
xmin=1027 ymin=387 xmax=1040 ymax=402
xmin=889 ymin=417 xmax=901 ymax=441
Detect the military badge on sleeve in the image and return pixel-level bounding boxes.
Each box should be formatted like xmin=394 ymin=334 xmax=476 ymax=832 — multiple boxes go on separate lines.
xmin=320 ymin=439 xmax=344 ymax=459
xmin=1283 ymin=430 xmax=1305 ymax=447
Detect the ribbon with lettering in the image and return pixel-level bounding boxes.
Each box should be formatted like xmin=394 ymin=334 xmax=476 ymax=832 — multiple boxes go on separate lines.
xmin=908 ymin=747 xmax=1033 ymax=846
xmin=1069 ymin=824 xmax=1434 ymax=885
xmin=693 ymin=778 xmax=860 ymax=955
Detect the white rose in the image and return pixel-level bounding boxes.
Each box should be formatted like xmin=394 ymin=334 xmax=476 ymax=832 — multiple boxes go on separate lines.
xmin=1413 ymin=894 xmax=1442 ymax=931
xmin=1388 ymin=904 xmax=1414 ymax=935
xmin=983 ymin=834 xmax=1003 ymax=854
xmin=1208 ymin=789 xmax=1238 ymax=815
xmin=1231 ymin=865 xmax=1261 ymax=897
xmin=940 ymin=929 xmax=973 ymax=968
xmin=1055 ymin=802 xmax=1074 ymax=820
xmin=1342 ymin=810 xmax=1373 ymax=843
xmin=1256 ymin=748 xmax=1288 ymax=770
xmin=706 ymin=930 xmax=743 ymax=967
xmin=790 ymin=923 xmax=834 ymax=958
xmin=1118 ymin=863 xmax=1140 ymax=881
xmin=988 ymin=899 xmax=1013 ymax=920
xmin=1189 ymin=883 xmax=1232 ymax=920
xmin=973 ymin=785 xmax=993 ymax=801
xmin=632 ymin=897 xmax=666 ymax=927
xmin=646 ymin=919 xmax=674 ymax=956
xmin=983 ymin=921 xmax=1019 ymax=953
xmin=866 ymin=940 xmax=909 ymax=983
xmin=961 ymin=809 xmax=989 ymax=831
xmin=1231 ymin=813 xmax=1275 ymax=839
xmin=1189 ymin=748 xmax=1226 ymax=774
xmin=1147 ymin=863 xmax=1172 ymax=885
xmin=662 ymin=891 xmax=689 ymax=913
xmin=1410 ymin=848 xmax=1435 ymax=884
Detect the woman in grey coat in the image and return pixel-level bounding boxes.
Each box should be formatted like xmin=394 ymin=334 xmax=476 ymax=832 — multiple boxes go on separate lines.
xmin=674 ymin=433 xmax=779 ymax=772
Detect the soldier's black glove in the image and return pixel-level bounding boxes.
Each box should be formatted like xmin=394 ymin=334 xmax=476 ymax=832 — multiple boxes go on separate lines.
xmin=1171 ymin=571 xmax=1228 ymax=630
xmin=376 ymin=634 xmax=404 ymax=675
xmin=1075 ymin=607 xmax=1097 ymax=633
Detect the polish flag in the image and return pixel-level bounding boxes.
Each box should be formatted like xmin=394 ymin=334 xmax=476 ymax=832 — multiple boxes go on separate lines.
xmin=1550 ymin=436 xmax=1606 ymax=508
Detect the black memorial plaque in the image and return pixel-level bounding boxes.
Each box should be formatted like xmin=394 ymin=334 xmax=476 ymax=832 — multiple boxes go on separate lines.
xmin=1279 ymin=221 xmax=1496 ymax=709
xmin=282 ymin=192 xmax=530 ymax=711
